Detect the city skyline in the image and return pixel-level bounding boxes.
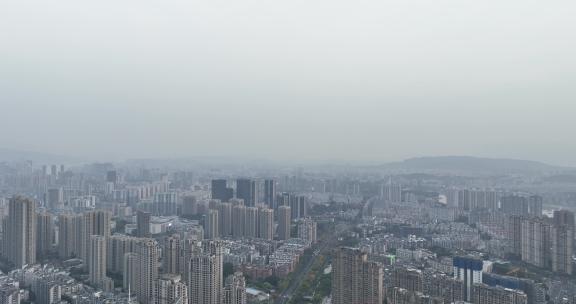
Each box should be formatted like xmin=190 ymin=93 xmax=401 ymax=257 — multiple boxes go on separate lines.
xmin=1 ymin=1 xmax=576 ymax=303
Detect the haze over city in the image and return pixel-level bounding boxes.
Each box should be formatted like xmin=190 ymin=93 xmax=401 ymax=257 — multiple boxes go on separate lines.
xmin=2 ymin=0 xmax=576 ymax=165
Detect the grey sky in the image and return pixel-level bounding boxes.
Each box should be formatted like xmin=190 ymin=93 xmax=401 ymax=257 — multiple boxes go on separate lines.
xmin=1 ymin=0 xmax=575 ymax=165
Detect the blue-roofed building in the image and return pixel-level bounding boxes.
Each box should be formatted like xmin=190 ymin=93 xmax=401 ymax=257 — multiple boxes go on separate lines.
xmin=453 ymin=256 xmax=484 ymax=302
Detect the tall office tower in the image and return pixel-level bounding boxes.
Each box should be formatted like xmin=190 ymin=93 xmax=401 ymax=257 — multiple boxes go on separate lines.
xmin=392 ymin=267 xmax=424 ymax=292
xmin=232 ymin=204 xmax=246 ymax=238
xmin=223 ymin=272 xmax=247 ymax=304
xmin=36 ymin=212 xmax=54 ymax=256
xmin=3 ymin=196 xmax=37 ymax=268
xmin=155 ymin=275 xmax=189 ymax=304
xmin=332 ymin=247 xmax=384 ymax=304
xmin=107 ymin=234 xmax=141 ymax=274
xmin=258 ymin=208 xmax=274 ymax=240
xmin=290 ymin=196 xmax=307 ymax=220
xmin=182 ymin=195 xmax=198 ymax=217
xmin=211 ymin=179 xmax=233 ymax=202
xmin=289 ymin=195 xmax=300 ymax=220
xmin=264 ymin=179 xmax=276 ymax=210
xmin=123 ymin=252 xmax=138 ymax=291
xmin=553 ymin=210 xmax=575 ymax=231
xmin=251 ymin=181 xmax=258 ymax=204
xmin=471 ymin=284 xmax=528 ymax=304
xmin=57 ymin=214 xmax=78 ymax=258
xmin=551 ymin=225 xmax=573 ymax=275
xmin=78 ymin=210 xmax=111 ymax=262
xmin=521 ymin=218 xmax=551 ymax=268
xmin=188 ymin=241 xmax=223 ymax=304
xmin=219 ymin=203 xmax=233 ymax=237
xmin=277 ymin=206 xmax=291 ymax=240
xmin=134 ymin=239 xmax=159 ymax=304
xmin=381 ymin=179 xmax=402 ymax=203
xmin=297 ymin=219 xmax=317 ymax=244
xmin=204 ymin=210 xmax=220 ymax=239
xmin=508 ymin=215 xmax=523 ymax=257
xmin=46 ymin=188 xmax=64 ymax=210
xmin=244 ymin=207 xmax=258 ymax=238
xmin=153 ymin=192 xmax=178 ymax=216
xmin=236 ymin=179 xmax=256 ymax=207
xmin=88 ymin=235 xmax=107 ymax=287
xmin=453 ymin=256 xmax=484 ymax=302
xmin=298 ymin=196 xmax=307 ymax=218
xmin=50 ymin=164 xmax=58 ymax=176
xmin=163 ymin=235 xmax=181 ymax=274
xmin=137 ymin=210 xmax=151 ymax=238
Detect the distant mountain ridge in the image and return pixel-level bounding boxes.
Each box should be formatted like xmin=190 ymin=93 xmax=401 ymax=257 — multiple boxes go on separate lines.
xmin=384 ymin=156 xmax=572 ymax=174
xmin=0 ymin=148 xmax=571 ymax=174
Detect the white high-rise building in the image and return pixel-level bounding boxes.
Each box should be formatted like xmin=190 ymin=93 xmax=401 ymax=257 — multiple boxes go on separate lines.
xmin=123 ymin=252 xmax=138 ymax=292
xmin=332 ymin=247 xmax=383 ymax=304
xmin=298 ymin=218 xmax=317 ymax=244
xmin=107 ymin=234 xmax=141 ymax=274
xmin=381 ymin=179 xmax=402 ymax=203
xmin=223 ymin=272 xmax=246 ymax=304
xmin=188 ymin=241 xmax=223 ymax=304
xmin=36 ymin=211 xmax=54 ymax=256
xmin=153 ymin=192 xmax=179 ymax=216
xmin=3 ymin=196 xmax=37 ymax=268
xmin=218 ymin=203 xmax=233 ymax=237
xmin=244 ymin=207 xmax=259 ymax=238
xmin=134 ymin=239 xmax=159 ymax=304
xmin=57 ymin=214 xmax=77 ymax=259
xmin=204 ymin=210 xmax=220 ymax=239
xmin=88 ymin=235 xmax=107 ymax=287
xmin=231 ymin=205 xmax=246 ymax=238
xmin=79 ymin=210 xmax=112 ymax=262
xmin=155 ymin=274 xmax=188 ymax=304
xmin=277 ymin=206 xmax=291 ymax=240
xmin=258 ymin=208 xmax=274 ymax=240
xmin=163 ymin=235 xmax=181 ymax=275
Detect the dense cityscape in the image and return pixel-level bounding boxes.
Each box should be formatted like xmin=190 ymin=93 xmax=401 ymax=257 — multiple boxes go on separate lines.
xmin=0 ymin=157 xmax=574 ymax=304
xmin=2 ymin=0 xmax=575 ymax=302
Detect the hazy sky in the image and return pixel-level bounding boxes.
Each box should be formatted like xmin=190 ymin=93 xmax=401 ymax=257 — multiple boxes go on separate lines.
xmin=1 ymin=0 xmax=575 ymax=165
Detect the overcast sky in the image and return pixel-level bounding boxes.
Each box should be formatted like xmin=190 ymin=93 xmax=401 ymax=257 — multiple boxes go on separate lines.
xmin=1 ymin=0 xmax=575 ymax=165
